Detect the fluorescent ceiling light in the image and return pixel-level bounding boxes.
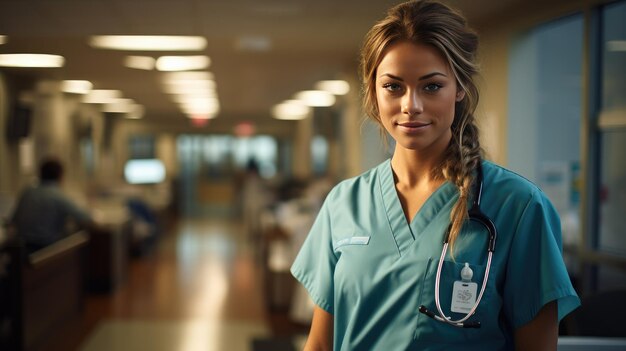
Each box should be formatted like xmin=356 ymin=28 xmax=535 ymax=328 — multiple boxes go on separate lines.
xmin=162 ymin=72 xmax=217 ymax=95
xmin=0 ymin=36 xmax=6 ymax=45
xmin=162 ymin=71 xmax=214 ymax=82
xmin=61 ymin=80 xmax=93 ymax=94
xmin=607 ymin=40 xmax=626 ymax=52
xmin=163 ymin=79 xmax=215 ymax=87
xmin=156 ymin=55 xmax=210 ymax=71
xmin=163 ymin=81 xmax=217 ymax=95
xmin=178 ymin=97 xmax=220 ymax=113
xmin=102 ymin=98 xmax=136 ymax=113
xmin=181 ymin=105 xmax=220 ymax=116
xmin=272 ymin=100 xmax=311 ymax=120
xmin=176 ymin=96 xmax=219 ymax=106
xmin=89 ymin=35 xmax=207 ymax=51
xmin=0 ymin=54 xmax=65 ymax=68
xmin=83 ymin=89 xmax=123 ymax=104
xmin=294 ymin=90 xmax=336 ymax=107
xmin=315 ymin=80 xmax=350 ymax=95
xmin=162 ymin=84 xmax=217 ymax=96
xmin=125 ymin=56 xmax=156 ymax=70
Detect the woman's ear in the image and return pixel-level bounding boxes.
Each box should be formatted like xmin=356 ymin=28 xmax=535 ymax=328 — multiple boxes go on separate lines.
xmin=456 ymin=89 xmax=466 ymax=102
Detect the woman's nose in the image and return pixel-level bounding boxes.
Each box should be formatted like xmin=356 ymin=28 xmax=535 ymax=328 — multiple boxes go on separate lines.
xmin=402 ymin=89 xmax=423 ymax=116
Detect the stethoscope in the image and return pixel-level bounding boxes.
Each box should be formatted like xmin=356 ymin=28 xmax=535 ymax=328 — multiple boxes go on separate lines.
xmin=418 ymin=162 xmax=497 ymax=328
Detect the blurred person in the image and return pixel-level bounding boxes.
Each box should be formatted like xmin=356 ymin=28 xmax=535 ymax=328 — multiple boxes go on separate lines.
xmin=290 ymin=1 xmax=580 ymax=350
xmin=242 ymin=159 xmax=269 ymax=240
xmin=9 ymin=157 xmax=93 ymax=253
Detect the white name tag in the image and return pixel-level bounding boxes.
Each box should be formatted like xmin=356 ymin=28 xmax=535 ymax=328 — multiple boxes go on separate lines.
xmin=333 ymin=236 xmax=370 ymax=250
xmin=450 ymin=280 xmax=477 ymax=314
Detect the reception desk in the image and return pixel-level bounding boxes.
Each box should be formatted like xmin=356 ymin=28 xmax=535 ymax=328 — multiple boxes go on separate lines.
xmin=88 ymin=202 xmax=131 ymax=293
xmin=0 ymin=231 xmax=88 ymax=351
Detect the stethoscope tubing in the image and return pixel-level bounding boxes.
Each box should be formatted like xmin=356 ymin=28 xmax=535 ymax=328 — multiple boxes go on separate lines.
xmin=433 ymin=242 xmax=493 ymax=326
xmin=419 ymin=162 xmax=497 ymax=328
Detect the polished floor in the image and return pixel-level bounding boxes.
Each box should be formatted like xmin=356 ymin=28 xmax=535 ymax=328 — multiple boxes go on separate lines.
xmin=47 ymin=216 xmax=306 ymax=351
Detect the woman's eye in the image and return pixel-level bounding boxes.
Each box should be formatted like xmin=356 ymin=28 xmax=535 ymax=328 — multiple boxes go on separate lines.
xmin=424 ymin=83 xmax=443 ymax=92
xmin=382 ymin=83 xmax=402 ymax=92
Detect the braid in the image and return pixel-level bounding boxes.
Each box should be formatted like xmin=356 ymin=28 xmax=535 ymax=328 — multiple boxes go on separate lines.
xmin=443 ymin=106 xmax=482 ymax=257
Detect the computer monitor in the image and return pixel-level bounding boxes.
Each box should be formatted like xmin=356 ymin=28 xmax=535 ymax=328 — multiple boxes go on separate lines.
xmin=123 ymin=159 xmax=166 ymax=184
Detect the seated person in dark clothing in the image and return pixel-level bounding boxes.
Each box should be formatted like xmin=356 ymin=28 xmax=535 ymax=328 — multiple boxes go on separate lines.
xmin=9 ymin=157 xmax=93 ymax=252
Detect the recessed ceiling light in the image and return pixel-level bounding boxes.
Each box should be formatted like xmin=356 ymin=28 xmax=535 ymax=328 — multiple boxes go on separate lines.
xmin=294 ymin=90 xmax=336 ymax=107
xmin=314 ymin=80 xmax=350 ymax=95
xmin=61 ymin=80 xmax=93 ymax=94
xmin=156 ymin=56 xmax=210 ymax=71
xmin=124 ymin=56 xmax=156 ymax=70
xmin=0 ymin=54 xmax=65 ymax=68
xmin=89 ymin=35 xmax=207 ymax=51
xmin=272 ymin=100 xmax=311 ymax=120
xmin=0 ymin=36 xmax=7 ymax=45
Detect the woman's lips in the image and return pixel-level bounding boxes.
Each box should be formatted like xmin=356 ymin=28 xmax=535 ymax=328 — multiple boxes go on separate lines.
xmin=396 ymin=121 xmax=431 ymax=132
xmin=397 ymin=121 xmax=430 ymax=127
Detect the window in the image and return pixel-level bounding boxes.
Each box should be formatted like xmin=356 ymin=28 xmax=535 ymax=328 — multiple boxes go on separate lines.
xmin=508 ymin=14 xmax=584 ymax=250
xmin=597 ymin=1 xmax=626 ymax=258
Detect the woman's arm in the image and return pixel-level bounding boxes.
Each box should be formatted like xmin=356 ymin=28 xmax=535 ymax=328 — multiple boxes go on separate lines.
xmin=303 ymin=306 xmax=334 ymax=351
xmin=514 ymin=301 xmax=558 ymax=351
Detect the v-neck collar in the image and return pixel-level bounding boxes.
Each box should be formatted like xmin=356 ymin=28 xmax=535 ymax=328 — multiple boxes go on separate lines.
xmin=378 ymin=159 xmax=457 ymax=256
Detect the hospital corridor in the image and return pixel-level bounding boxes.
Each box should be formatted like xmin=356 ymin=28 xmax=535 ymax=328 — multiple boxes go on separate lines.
xmin=1 ymin=0 xmax=625 ymax=350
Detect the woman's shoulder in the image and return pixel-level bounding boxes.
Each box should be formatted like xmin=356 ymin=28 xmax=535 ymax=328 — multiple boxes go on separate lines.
xmin=481 ymin=160 xmax=548 ymax=204
xmin=325 ymin=159 xmax=389 ymax=202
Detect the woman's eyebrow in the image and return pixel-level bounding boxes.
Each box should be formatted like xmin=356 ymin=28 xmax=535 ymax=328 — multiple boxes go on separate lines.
xmin=419 ymin=72 xmax=447 ymax=80
xmin=378 ymin=72 xmax=447 ymax=80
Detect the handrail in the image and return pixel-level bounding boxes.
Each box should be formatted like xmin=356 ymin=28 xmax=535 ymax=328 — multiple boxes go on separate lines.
xmin=28 ymin=231 xmax=89 ymax=268
xmin=558 ymin=337 xmax=626 ymax=350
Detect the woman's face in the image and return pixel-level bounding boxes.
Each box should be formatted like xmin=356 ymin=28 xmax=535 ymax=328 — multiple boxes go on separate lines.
xmin=375 ymin=41 xmax=463 ymax=155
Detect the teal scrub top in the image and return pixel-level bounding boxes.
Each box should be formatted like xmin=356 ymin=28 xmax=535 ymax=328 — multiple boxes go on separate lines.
xmin=291 ymin=159 xmax=580 ymax=350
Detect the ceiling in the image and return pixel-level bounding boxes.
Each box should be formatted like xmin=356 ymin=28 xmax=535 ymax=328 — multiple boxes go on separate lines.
xmin=0 ymin=0 xmax=523 ymax=129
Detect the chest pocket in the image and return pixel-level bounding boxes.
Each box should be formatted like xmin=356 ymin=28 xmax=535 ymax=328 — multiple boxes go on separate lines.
xmin=414 ymin=258 xmax=501 ymax=343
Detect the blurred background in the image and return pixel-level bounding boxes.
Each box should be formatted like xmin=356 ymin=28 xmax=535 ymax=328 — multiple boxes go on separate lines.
xmin=0 ymin=0 xmax=624 ymax=350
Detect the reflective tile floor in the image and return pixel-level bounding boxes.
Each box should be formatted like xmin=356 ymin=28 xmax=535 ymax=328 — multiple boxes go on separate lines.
xmin=50 ymin=217 xmax=278 ymax=351
xmin=80 ymin=320 xmax=269 ymax=351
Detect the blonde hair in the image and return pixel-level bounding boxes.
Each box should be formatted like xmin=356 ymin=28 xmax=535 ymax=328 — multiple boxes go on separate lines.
xmin=360 ymin=0 xmax=483 ymax=253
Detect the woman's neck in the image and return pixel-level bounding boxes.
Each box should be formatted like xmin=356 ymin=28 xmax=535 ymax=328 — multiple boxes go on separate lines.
xmin=391 ymin=147 xmax=445 ymax=188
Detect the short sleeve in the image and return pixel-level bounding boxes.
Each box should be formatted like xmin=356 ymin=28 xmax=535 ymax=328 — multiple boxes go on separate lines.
xmin=290 ymin=197 xmax=337 ymax=314
xmin=504 ymin=190 xmax=581 ymax=329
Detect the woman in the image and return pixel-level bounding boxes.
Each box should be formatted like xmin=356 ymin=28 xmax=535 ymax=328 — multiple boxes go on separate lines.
xmin=290 ymin=1 xmax=580 ymax=350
